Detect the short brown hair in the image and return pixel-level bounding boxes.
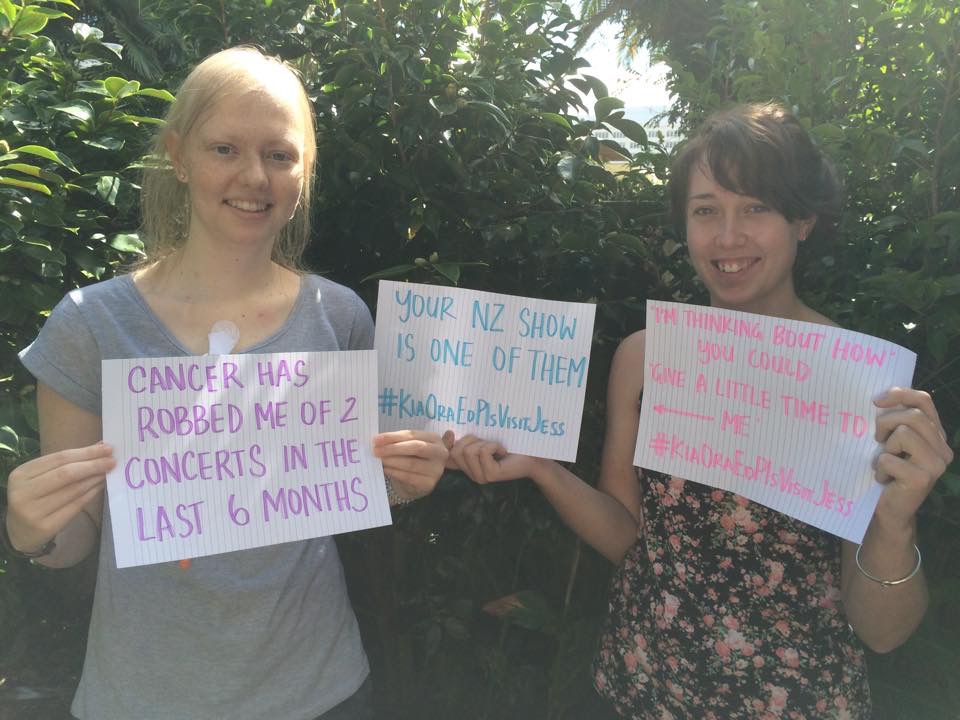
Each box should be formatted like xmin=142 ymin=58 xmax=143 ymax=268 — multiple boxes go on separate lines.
xmin=669 ymin=103 xmax=841 ymax=242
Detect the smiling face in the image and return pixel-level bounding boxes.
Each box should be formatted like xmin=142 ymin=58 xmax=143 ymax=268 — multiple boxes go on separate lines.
xmin=685 ymin=163 xmax=816 ymax=317
xmin=167 ymin=87 xmax=307 ymax=256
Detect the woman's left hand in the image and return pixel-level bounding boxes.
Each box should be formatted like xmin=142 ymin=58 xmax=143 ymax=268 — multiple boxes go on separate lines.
xmin=873 ymin=387 xmax=954 ymax=527
xmin=373 ymin=430 xmax=451 ymax=501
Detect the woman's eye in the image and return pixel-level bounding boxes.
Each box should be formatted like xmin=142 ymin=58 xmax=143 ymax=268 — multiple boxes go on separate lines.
xmin=748 ymin=204 xmax=770 ymax=213
xmin=691 ymin=206 xmax=714 ymax=216
xmin=270 ymin=151 xmax=292 ymax=162
xmin=213 ymin=145 xmax=233 ymax=155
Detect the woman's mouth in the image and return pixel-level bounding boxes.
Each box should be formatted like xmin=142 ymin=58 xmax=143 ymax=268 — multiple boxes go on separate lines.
xmin=225 ymin=199 xmax=271 ymax=212
xmin=713 ymin=258 xmax=759 ymax=274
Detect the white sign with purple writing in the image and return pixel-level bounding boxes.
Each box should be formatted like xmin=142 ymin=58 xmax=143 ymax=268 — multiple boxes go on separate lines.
xmin=375 ymin=281 xmax=596 ymax=462
xmin=634 ymin=301 xmax=916 ymax=543
xmin=102 ymin=351 xmax=389 ymax=568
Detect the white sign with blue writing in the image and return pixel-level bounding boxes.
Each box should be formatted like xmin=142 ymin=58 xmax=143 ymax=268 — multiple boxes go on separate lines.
xmin=374 ymin=281 xmax=596 ymax=462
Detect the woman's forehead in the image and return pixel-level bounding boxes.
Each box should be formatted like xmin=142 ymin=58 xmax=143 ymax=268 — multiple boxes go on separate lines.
xmin=193 ymin=88 xmax=307 ymax=143
xmin=691 ymin=155 xmax=755 ymax=197
xmin=688 ymin=162 xmax=766 ymax=204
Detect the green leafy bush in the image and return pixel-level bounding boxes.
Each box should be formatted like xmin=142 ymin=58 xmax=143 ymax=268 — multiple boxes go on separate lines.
xmin=1 ymin=0 xmax=956 ymax=718
xmin=0 ymin=1 xmax=174 ymax=446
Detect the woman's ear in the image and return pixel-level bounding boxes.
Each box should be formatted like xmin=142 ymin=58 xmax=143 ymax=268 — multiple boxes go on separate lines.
xmin=165 ymin=131 xmax=187 ymax=182
xmin=797 ymin=215 xmax=818 ymax=242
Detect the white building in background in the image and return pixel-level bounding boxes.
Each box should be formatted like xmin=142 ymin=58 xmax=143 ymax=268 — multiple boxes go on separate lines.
xmin=594 ymin=105 xmax=683 ymax=158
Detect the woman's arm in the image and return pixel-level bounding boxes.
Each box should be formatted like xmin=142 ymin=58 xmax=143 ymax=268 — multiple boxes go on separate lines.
xmin=597 ymin=330 xmax=647 ymax=523
xmin=4 ymin=383 xmax=112 ymax=568
xmin=447 ymin=331 xmax=649 ymax=564
xmin=841 ymin=387 xmax=954 ymax=652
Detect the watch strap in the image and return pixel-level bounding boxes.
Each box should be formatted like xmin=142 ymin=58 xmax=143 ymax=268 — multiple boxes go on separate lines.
xmin=0 ymin=510 xmax=57 ymax=559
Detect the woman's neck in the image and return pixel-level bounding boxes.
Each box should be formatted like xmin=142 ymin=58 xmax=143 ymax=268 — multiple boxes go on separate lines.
xmin=131 ymin=241 xmax=302 ymax=354
xmin=711 ymin=283 xmax=818 ymax=324
xmin=138 ymin=241 xmax=283 ymax=303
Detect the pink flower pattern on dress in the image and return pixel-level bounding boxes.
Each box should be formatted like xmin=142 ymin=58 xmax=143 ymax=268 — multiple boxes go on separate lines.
xmin=593 ymin=473 xmax=870 ymax=719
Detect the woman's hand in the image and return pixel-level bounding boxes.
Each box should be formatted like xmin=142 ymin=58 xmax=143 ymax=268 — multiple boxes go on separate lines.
xmin=446 ymin=433 xmax=640 ymax=564
xmin=841 ymin=387 xmax=951 ymax=652
xmin=873 ymin=387 xmax=954 ymax=528
xmin=445 ymin=434 xmax=544 ymax=485
xmin=373 ymin=430 xmax=449 ymax=501
xmin=4 ymin=442 xmax=114 ymax=554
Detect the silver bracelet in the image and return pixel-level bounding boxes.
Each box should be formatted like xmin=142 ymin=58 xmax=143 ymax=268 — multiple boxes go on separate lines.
xmin=855 ymin=542 xmax=922 ymax=587
xmin=384 ymin=477 xmax=414 ymax=507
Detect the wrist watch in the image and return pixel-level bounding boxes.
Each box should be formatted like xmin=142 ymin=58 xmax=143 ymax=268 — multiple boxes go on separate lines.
xmin=0 ymin=510 xmax=57 ymax=559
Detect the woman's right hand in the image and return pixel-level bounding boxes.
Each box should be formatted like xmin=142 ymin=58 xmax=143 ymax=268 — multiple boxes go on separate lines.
xmin=445 ymin=434 xmax=545 ymax=485
xmin=4 ymin=442 xmax=114 ymax=554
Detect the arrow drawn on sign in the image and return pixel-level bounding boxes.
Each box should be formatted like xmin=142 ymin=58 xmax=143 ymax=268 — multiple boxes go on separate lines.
xmin=653 ymin=404 xmax=715 ymax=422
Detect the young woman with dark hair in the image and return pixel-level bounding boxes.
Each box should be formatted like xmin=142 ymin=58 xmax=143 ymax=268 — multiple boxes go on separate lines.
xmin=447 ymin=103 xmax=952 ymax=719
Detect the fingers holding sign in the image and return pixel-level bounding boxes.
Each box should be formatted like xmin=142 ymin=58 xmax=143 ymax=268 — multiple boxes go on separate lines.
xmin=873 ymin=387 xmax=954 ymax=525
xmin=446 ymin=434 xmax=542 ymax=486
xmin=5 ymin=442 xmax=114 ymax=555
xmin=373 ymin=429 xmax=449 ymax=501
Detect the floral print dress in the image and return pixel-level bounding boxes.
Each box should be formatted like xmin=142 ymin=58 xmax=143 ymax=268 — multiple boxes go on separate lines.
xmin=593 ymin=472 xmax=871 ymax=719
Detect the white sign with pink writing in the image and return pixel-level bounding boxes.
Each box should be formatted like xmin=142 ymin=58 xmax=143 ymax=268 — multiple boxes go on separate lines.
xmin=634 ymin=301 xmax=916 ymax=542
xmin=102 ymin=351 xmax=390 ymax=568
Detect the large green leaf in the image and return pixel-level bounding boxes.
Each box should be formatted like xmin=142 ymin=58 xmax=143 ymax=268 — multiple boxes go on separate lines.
xmin=570 ymin=74 xmax=609 ymax=100
xmin=10 ymin=145 xmax=79 ymax=172
xmin=361 ymin=264 xmax=418 ymax=282
xmin=134 ymin=87 xmax=175 ymax=102
xmin=0 ymin=163 xmax=65 ymax=184
xmin=0 ymin=176 xmax=51 ymax=195
xmin=17 ymin=240 xmax=66 ymax=264
xmin=12 ymin=6 xmax=68 ymax=36
xmin=50 ymin=101 xmax=94 ymax=124
xmin=605 ymin=116 xmax=648 ymax=145
xmin=0 ymin=0 xmax=16 ymax=25
xmin=0 ymin=426 xmax=20 ymax=455
xmin=538 ymin=112 xmax=573 ymax=133
xmin=104 ymin=76 xmax=141 ymax=99
xmin=593 ymin=96 xmax=624 ymax=122
xmin=431 ymin=262 xmax=461 ymax=285
xmin=108 ymin=233 xmax=144 ymax=254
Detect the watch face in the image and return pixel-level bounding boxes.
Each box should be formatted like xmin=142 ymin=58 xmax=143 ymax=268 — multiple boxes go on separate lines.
xmin=24 ymin=538 xmax=57 ymax=558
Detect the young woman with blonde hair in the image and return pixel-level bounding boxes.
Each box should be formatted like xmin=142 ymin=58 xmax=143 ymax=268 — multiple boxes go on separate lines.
xmin=4 ymin=46 xmax=447 ymax=720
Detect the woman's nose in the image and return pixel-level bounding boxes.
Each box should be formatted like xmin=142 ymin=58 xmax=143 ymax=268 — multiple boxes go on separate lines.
xmin=239 ymin=155 xmax=269 ymax=187
xmin=716 ymin=214 xmax=746 ymax=248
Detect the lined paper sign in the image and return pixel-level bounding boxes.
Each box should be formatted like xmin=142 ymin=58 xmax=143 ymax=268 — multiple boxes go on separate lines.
xmin=102 ymin=351 xmax=390 ymax=568
xmin=375 ymin=281 xmax=596 ymax=462
xmin=634 ymin=301 xmax=916 ymax=542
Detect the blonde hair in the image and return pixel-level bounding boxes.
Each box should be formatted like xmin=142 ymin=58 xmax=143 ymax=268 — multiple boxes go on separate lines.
xmin=139 ymin=46 xmax=317 ymax=269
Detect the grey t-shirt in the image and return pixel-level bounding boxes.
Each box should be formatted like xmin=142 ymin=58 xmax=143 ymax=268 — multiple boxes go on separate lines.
xmin=20 ymin=273 xmax=373 ymax=720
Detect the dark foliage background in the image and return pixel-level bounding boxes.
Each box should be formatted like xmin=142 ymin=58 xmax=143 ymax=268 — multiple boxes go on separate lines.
xmin=0 ymin=1 xmax=956 ymax=718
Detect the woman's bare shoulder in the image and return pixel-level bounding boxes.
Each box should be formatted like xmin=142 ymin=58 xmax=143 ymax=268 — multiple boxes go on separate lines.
xmin=798 ymin=304 xmax=840 ymax=329
xmin=614 ymin=329 xmax=647 ymax=361
xmin=608 ymin=329 xmax=647 ymax=395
